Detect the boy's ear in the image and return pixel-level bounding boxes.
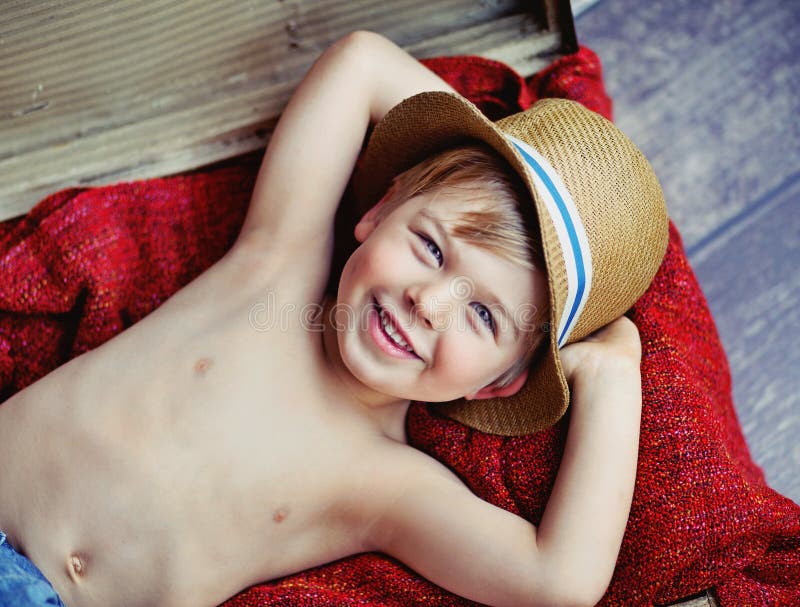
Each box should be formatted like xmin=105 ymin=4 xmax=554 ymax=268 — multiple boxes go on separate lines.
xmin=354 ymin=188 xmax=393 ymax=243
xmin=465 ymin=369 xmax=529 ymax=401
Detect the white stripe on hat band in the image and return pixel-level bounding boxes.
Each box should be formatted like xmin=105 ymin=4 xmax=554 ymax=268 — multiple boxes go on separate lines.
xmin=506 ymin=135 xmax=593 ymax=347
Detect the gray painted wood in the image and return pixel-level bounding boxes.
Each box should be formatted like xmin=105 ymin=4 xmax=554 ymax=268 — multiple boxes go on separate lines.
xmin=575 ymin=0 xmax=799 ymax=503
xmin=693 ymin=179 xmax=799 ymax=501
xmin=575 ymin=0 xmax=798 ymax=250
xmin=662 ymin=590 xmax=719 ymax=607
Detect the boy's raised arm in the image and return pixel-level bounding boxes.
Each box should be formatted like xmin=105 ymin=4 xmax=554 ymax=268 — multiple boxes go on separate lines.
xmin=369 ymin=317 xmax=642 ymax=607
xmin=236 ymin=31 xmax=455 ymax=252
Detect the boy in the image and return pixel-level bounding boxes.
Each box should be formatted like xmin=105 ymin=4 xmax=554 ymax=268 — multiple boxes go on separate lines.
xmin=0 ymin=30 xmax=667 ymax=607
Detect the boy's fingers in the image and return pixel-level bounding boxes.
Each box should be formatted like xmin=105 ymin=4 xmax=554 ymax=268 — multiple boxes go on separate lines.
xmin=560 ymin=316 xmax=641 ymax=379
xmin=576 ymin=315 xmax=634 ymax=344
xmin=590 ymin=315 xmax=639 ymax=343
xmin=589 ymin=316 xmax=641 ymax=360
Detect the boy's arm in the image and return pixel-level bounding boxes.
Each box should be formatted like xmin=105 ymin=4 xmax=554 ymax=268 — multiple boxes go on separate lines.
xmin=369 ymin=317 xmax=642 ymax=607
xmin=235 ymin=31 xmax=455 ymax=253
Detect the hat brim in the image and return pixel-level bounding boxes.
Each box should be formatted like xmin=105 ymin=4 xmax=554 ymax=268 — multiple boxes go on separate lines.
xmin=354 ymin=91 xmax=570 ymax=436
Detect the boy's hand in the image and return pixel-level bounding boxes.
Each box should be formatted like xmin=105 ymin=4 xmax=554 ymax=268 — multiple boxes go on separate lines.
xmin=558 ymin=315 xmax=642 ymax=385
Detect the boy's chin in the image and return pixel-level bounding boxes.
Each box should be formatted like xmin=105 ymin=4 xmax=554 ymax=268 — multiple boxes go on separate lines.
xmin=390 ymin=388 xmax=473 ymax=405
xmin=352 ymin=372 xmax=450 ymax=404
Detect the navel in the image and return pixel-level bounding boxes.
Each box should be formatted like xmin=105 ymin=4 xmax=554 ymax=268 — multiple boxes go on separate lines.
xmin=67 ymin=552 xmax=87 ymax=581
xmin=193 ymin=357 xmax=213 ymax=376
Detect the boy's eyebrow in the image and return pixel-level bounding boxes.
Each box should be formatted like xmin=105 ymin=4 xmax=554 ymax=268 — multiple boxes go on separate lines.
xmin=419 ymin=208 xmax=519 ymax=343
xmin=419 ymin=207 xmax=452 ymax=250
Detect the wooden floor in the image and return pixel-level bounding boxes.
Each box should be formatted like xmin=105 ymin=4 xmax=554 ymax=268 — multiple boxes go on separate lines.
xmin=574 ymin=0 xmax=799 ymax=503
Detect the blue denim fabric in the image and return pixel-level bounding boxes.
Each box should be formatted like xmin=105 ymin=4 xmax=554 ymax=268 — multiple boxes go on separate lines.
xmin=0 ymin=530 xmax=66 ymax=606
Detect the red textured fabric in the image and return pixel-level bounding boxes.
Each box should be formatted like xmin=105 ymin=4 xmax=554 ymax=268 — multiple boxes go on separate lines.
xmin=1 ymin=46 xmax=798 ymax=606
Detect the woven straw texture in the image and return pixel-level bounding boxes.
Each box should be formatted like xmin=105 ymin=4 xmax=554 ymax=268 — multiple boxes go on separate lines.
xmin=1 ymin=47 xmax=798 ymax=607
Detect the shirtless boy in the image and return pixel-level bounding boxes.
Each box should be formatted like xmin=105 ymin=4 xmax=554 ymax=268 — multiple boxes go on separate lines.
xmin=0 ymin=31 xmax=667 ymax=607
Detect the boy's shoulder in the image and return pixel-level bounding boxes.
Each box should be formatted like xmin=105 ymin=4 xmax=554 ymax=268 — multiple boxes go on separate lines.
xmin=359 ymin=435 xmax=472 ymax=516
xmin=355 ymin=434 xmax=514 ymax=572
xmin=379 ymin=439 xmax=467 ymax=488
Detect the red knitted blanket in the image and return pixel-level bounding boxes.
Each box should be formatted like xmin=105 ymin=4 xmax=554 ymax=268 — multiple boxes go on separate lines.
xmin=1 ymin=47 xmax=798 ymax=607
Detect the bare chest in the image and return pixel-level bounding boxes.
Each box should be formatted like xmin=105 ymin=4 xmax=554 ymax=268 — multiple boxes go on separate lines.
xmin=0 ymin=252 xmax=381 ymax=606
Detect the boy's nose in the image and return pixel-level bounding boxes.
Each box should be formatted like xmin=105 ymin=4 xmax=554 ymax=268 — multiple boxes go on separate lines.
xmin=404 ymin=280 xmax=456 ymax=331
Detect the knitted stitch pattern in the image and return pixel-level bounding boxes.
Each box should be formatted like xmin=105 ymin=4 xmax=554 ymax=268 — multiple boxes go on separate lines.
xmin=1 ymin=47 xmax=797 ymax=607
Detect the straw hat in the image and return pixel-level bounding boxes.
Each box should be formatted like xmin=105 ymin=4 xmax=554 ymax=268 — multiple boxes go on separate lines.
xmin=354 ymin=92 xmax=668 ymax=436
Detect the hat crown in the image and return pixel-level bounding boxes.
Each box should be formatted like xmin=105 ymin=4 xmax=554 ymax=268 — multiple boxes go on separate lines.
xmin=496 ymin=99 xmax=668 ymax=343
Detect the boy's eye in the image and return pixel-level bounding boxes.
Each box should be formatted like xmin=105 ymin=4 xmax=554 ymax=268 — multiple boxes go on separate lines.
xmin=472 ymin=302 xmax=496 ymax=334
xmin=417 ymin=233 xmax=443 ymax=267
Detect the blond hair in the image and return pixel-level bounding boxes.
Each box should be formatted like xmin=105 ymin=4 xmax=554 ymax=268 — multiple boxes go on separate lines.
xmin=372 ymin=144 xmax=549 ymax=388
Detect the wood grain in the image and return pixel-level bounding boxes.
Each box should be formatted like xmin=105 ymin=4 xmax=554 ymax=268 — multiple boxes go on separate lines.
xmin=662 ymin=590 xmax=719 ymax=607
xmin=692 ymin=177 xmax=800 ymax=500
xmin=575 ymin=0 xmax=799 ymax=251
xmin=575 ymin=0 xmax=800 ymax=503
xmin=0 ymin=0 xmax=574 ymax=221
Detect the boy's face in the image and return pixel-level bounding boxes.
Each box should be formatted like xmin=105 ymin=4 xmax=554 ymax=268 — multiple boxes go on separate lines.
xmin=333 ymin=188 xmax=547 ymax=404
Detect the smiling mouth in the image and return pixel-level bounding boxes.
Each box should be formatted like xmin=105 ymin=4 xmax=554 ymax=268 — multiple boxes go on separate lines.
xmin=372 ymin=297 xmax=420 ymax=358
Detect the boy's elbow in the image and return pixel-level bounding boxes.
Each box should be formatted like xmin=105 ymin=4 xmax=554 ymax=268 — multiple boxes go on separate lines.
xmin=333 ymin=30 xmax=389 ymax=57
xmin=519 ymin=587 xmax=603 ymax=607
xmin=547 ymin=574 xmax=609 ymax=607
xmin=559 ymin=586 xmax=607 ymax=607
xmin=516 ymin=568 xmax=609 ymax=607
xmin=325 ymin=30 xmax=390 ymax=85
xmin=523 ymin=546 xmax=614 ymax=607
xmin=340 ymin=29 xmax=386 ymax=43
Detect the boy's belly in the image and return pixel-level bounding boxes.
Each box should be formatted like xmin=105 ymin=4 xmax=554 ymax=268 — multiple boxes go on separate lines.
xmin=0 ymin=296 xmax=371 ymax=607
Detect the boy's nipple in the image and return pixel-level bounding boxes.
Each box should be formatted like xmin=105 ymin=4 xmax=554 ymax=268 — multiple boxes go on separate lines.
xmin=193 ymin=357 xmax=213 ymax=376
xmin=272 ymin=506 xmax=289 ymax=523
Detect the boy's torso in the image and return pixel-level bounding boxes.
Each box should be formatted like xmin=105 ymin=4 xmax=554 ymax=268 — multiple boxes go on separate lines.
xmin=0 ymin=242 xmax=410 ymax=607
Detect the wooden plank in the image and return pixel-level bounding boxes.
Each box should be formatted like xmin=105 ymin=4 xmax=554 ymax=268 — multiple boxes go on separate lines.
xmin=575 ymin=0 xmax=800 ymax=505
xmin=662 ymin=590 xmax=719 ymax=607
xmin=573 ymin=0 xmax=800 ymax=251
xmin=692 ymin=175 xmax=800 ymax=503
xmin=0 ymin=0 xmax=574 ymax=221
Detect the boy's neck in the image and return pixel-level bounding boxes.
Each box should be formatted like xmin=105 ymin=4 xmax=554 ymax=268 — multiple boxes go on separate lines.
xmin=319 ymin=296 xmax=411 ymax=443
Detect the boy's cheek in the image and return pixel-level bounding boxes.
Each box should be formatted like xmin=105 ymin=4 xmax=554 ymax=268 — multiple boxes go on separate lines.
xmin=361 ymin=237 xmax=409 ymax=277
xmin=436 ymin=342 xmax=495 ymax=391
xmin=338 ymin=239 xmax=401 ymax=305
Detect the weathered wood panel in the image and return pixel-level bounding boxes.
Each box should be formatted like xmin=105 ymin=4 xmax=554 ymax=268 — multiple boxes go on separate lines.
xmin=692 ymin=177 xmax=800 ymax=501
xmin=575 ymin=0 xmax=799 ymax=252
xmin=575 ymin=0 xmax=800 ymax=503
xmin=0 ymin=0 xmax=575 ymax=221
xmin=662 ymin=590 xmax=720 ymax=607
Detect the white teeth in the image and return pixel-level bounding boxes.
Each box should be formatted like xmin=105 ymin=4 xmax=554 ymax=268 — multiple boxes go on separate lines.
xmin=379 ymin=308 xmax=414 ymax=353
